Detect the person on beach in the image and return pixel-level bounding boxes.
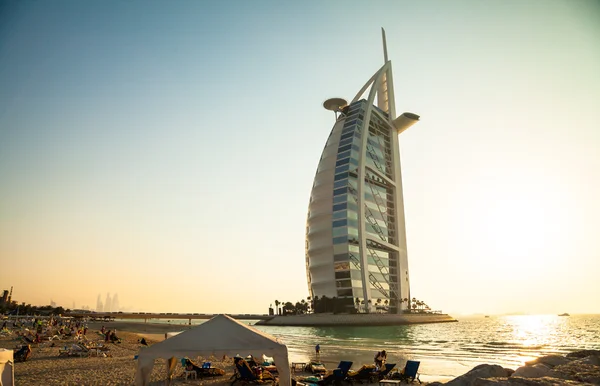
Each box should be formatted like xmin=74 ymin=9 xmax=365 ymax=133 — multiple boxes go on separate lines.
xmin=315 ymin=344 xmax=320 ymax=360
xmin=374 ymin=350 xmax=386 ymax=368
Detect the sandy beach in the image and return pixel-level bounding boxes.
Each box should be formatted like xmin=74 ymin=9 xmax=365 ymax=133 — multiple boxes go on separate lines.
xmin=1 ymin=322 xmax=430 ymax=386
xmin=0 ymin=323 xmax=235 ymax=386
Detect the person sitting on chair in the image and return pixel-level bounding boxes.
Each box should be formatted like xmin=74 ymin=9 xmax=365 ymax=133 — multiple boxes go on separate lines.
xmin=185 ymin=359 xmax=195 ymax=371
xmin=374 ymin=350 xmax=387 ymax=368
xmin=14 ymin=344 xmax=32 ymax=362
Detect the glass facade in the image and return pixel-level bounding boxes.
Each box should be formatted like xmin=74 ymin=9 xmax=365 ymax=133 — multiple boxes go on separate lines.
xmin=306 ymin=98 xmax=406 ymax=313
xmin=306 ymin=42 xmax=417 ymax=314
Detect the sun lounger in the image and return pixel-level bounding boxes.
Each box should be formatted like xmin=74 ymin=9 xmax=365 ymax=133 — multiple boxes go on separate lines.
xmin=66 ymin=343 xmax=90 ymax=357
xmin=317 ymin=361 xmax=353 ymax=386
xmin=346 ymin=364 xmax=377 ymax=384
xmin=306 ymin=362 xmax=327 ymax=374
xmin=231 ymin=357 xmax=275 ymax=385
xmin=398 ymin=361 xmax=420 ymax=384
xmin=373 ymin=363 xmax=396 ymax=381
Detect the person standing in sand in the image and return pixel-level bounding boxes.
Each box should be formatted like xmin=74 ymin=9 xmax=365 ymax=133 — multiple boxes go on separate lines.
xmin=315 ymin=344 xmax=320 ymax=360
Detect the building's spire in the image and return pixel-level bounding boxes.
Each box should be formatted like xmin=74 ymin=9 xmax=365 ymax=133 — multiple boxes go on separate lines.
xmin=377 ymin=28 xmax=395 ymax=118
xmin=382 ymin=27 xmax=388 ymax=63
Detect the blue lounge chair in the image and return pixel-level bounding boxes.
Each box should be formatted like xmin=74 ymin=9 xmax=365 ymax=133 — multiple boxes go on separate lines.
xmin=336 ymin=361 xmax=353 ymax=376
xmin=398 ymin=361 xmax=420 ymax=383
xmin=319 ymin=361 xmax=353 ymax=386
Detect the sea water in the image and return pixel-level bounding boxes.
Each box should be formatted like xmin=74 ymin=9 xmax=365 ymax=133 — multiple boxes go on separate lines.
xmin=254 ymin=314 xmax=600 ymax=382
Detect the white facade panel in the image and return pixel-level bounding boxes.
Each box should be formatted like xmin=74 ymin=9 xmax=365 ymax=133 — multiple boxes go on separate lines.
xmin=306 ymin=33 xmax=419 ymax=313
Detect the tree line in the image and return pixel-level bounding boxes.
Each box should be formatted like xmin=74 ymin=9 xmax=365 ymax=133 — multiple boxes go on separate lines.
xmin=271 ymin=296 xmax=432 ymax=315
xmin=0 ymin=300 xmax=66 ymax=316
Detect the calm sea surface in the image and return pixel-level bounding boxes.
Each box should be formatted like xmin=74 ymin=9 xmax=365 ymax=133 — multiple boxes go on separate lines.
xmin=125 ymin=314 xmax=600 ymax=382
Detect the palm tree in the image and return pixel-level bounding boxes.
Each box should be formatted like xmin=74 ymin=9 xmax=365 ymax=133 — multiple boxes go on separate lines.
xmin=283 ymin=302 xmax=294 ymax=315
xmin=274 ymin=300 xmax=280 ymax=315
xmin=321 ymin=295 xmax=329 ymax=313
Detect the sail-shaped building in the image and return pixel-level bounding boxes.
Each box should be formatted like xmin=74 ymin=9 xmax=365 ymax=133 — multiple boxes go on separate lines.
xmin=305 ymin=30 xmax=420 ymax=314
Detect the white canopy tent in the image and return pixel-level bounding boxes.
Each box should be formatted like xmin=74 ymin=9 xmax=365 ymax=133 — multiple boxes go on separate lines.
xmin=134 ymin=314 xmax=291 ymax=386
xmin=0 ymin=348 xmax=14 ymax=386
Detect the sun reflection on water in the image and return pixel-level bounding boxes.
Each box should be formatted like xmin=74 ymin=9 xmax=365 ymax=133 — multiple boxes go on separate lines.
xmin=502 ymin=314 xmax=566 ymax=362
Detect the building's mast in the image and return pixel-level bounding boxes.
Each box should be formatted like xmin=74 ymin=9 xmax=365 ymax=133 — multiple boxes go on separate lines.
xmin=382 ymin=28 xmax=389 ymax=63
xmin=378 ymin=28 xmax=396 ymax=119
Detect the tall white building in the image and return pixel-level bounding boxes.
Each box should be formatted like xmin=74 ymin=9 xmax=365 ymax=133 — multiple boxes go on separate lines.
xmin=305 ymin=29 xmax=419 ymax=314
xmin=96 ymin=294 xmax=103 ymax=312
xmin=112 ymin=293 xmax=120 ymax=312
xmin=104 ymin=293 xmax=112 ymax=313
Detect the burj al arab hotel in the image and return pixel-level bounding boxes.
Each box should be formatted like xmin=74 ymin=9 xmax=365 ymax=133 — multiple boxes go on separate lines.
xmin=305 ymin=29 xmax=419 ymax=314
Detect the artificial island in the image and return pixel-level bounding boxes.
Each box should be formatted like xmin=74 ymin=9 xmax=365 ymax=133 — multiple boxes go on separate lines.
xmin=258 ymin=30 xmax=455 ymax=326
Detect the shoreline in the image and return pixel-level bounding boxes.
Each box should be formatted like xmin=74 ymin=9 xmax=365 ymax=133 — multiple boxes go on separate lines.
xmin=256 ymin=313 xmax=457 ymax=327
xmin=2 ymin=320 xmax=597 ymax=385
xmin=90 ymin=320 xmax=451 ymax=383
xmin=91 ymin=320 xmax=450 ymax=383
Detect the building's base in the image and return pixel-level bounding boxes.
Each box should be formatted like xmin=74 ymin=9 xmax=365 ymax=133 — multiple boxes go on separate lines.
xmin=255 ymin=313 xmax=457 ymax=326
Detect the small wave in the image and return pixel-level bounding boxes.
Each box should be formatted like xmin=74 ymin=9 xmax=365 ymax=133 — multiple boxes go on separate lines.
xmin=484 ymin=342 xmax=545 ymax=350
xmin=486 ymin=341 xmax=513 ymax=346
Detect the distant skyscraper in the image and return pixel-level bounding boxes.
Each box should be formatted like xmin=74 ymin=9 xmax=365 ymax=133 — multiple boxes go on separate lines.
xmin=105 ymin=293 xmax=112 ymax=313
xmin=305 ymin=29 xmax=420 ymax=314
xmin=112 ymin=293 xmax=120 ymax=312
xmin=96 ymin=294 xmax=104 ymax=312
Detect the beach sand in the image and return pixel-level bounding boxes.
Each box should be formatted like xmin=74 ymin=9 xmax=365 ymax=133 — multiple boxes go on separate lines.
xmin=0 ymin=323 xmax=431 ymax=385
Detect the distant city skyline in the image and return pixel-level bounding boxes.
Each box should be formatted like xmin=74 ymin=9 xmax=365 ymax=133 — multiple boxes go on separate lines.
xmin=1 ymin=0 xmax=599 ymax=315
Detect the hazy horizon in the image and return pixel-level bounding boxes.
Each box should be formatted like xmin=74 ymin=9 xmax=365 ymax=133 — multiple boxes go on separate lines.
xmin=1 ymin=0 xmax=599 ymax=316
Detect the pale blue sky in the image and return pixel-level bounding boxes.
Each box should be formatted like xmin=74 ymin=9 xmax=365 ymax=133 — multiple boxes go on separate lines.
xmin=1 ymin=0 xmax=599 ymax=315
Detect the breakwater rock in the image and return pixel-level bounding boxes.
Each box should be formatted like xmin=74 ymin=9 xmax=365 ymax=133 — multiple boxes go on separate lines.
xmin=428 ymin=350 xmax=600 ymax=385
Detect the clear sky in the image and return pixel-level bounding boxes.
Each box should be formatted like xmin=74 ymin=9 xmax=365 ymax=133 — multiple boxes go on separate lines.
xmin=1 ymin=0 xmax=599 ymax=315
